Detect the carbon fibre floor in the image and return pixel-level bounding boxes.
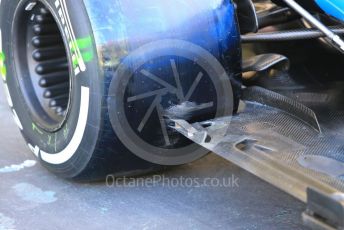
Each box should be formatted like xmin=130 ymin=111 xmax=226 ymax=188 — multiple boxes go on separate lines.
xmin=173 ymin=84 xmax=344 ymax=203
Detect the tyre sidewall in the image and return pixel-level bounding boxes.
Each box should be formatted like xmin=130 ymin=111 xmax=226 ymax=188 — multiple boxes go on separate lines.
xmin=0 ymin=0 xmax=102 ymax=177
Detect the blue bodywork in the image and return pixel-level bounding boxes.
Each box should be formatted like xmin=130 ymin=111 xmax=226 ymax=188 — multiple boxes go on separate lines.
xmin=316 ymin=0 xmax=344 ymax=21
xmin=82 ymin=0 xmax=242 ymax=107
xmin=82 ymin=0 xmax=241 ymax=74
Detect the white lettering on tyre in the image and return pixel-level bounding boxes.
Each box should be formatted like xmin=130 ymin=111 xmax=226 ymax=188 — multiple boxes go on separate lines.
xmin=55 ymin=0 xmax=86 ymax=76
xmin=28 ymin=144 xmax=40 ymax=157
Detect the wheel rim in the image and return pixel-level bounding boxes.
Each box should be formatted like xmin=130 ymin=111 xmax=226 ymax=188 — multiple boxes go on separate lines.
xmin=13 ymin=1 xmax=72 ymax=132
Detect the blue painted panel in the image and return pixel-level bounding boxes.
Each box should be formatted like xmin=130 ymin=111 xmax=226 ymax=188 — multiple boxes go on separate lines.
xmin=316 ymin=0 xmax=344 ymax=21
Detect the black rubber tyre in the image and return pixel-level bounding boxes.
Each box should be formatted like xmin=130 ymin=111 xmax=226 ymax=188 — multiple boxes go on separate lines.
xmin=0 ymin=0 xmax=241 ymax=180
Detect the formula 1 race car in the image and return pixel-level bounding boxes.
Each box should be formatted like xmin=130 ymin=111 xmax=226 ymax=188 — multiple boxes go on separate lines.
xmin=1 ymin=0 xmax=344 ymax=208
xmin=2 ymin=0 xmax=344 ymax=227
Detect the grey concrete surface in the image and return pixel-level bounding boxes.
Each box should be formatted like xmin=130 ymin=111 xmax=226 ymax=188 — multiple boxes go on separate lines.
xmin=0 ymin=85 xmax=307 ymax=230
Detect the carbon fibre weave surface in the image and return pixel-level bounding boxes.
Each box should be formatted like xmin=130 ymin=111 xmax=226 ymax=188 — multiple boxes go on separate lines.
xmin=173 ymin=86 xmax=344 ymax=202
